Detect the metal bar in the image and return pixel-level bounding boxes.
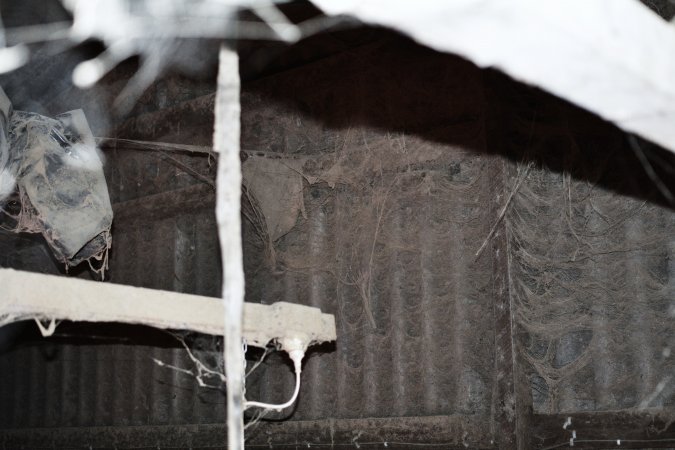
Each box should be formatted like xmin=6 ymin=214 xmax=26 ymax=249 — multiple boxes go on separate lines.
xmin=531 ymin=410 xmax=675 ymax=449
xmin=4 ymin=410 xmax=674 ymax=449
xmin=0 ymin=415 xmax=494 ymax=449
xmin=111 ymin=183 xmax=215 ymax=221
xmin=488 ymin=157 xmax=522 ymax=450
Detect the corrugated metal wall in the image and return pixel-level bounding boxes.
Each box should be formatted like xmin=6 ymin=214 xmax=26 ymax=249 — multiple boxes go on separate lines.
xmin=0 ymin=25 xmax=674 ymax=449
xmin=0 ymin=31 xmax=508 ymax=428
xmin=0 ymin=146 xmax=226 ymax=428
xmin=238 ymin=37 xmax=500 ymax=422
xmin=243 ymin=148 xmax=499 ymax=421
xmin=0 ymin=51 xmax=228 ymax=428
xmin=484 ymin=74 xmax=675 ymax=416
xmin=0 ymin=33 xmax=509 ymax=435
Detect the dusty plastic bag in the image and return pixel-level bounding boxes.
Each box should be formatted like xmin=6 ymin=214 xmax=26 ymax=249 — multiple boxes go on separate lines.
xmin=0 ymin=87 xmax=112 ymax=274
xmin=0 ymin=88 xmax=12 ymax=200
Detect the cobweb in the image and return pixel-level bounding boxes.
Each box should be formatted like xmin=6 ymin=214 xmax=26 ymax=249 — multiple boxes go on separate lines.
xmin=508 ymin=139 xmax=675 ymax=413
xmin=239 ymin=115 xmax=500 ymax=420
xmin=241 ymin=125 xmax=491 ymax=330
xmin=239 ymin=103 xmax=675 ymax=418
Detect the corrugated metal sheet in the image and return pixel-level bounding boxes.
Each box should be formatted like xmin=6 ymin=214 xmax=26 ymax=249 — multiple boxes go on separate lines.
xmin=511 ymin=167 xmax=675 ymax=414
xmin=243 ymin=148 xmax=499 ymax=421
xmin=0 ymin=195 xmax=226 ymax=427
xmin=238 ymin=37 xmax=500 ymax=423
xmin=0 ymin=26 xmax=674 ymax=450
xmin=0 ymin=145 xmax=501 ymax=429
xmin=486 ymin=73 xmax=675 ymax=415
xmin=0 ymin=146 xmax=225 ymax=428
xmin=0 ymin=35 xmax=506 ymax=435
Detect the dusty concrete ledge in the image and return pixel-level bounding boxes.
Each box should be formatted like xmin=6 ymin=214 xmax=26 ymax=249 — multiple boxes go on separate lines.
xmin=0 ymin=268 xmax=335 ymax=349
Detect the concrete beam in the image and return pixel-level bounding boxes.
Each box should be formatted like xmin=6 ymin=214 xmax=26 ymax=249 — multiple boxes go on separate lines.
xmin=0 ymin=268 xmax=336 ymax=348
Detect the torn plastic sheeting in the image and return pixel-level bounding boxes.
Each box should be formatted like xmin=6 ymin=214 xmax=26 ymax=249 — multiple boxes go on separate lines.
xmin=1 ymin=87 xmax=112 ymax=269
xmin=243 ymin=154 xmax=308 ymax=242
xmin=312 ymin=0 xmax=675 ymax=155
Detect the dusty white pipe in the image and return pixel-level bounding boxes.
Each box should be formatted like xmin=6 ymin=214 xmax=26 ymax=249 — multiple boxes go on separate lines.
xmin=213 ymin=45 xmax=245 ymax=450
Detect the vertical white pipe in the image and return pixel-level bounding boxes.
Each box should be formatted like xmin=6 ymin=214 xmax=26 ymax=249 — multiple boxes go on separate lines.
xmin=213 ymin=45 xmax=245 ymax=450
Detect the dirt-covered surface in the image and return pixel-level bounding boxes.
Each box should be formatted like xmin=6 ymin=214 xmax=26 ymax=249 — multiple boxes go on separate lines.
xmin=0 ymin=22 xmax=673 ymax=449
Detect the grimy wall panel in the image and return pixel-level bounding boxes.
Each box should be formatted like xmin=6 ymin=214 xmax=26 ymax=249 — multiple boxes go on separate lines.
xmin=1 ymin=25 xmax=674 ymax=450
xmin=485 ymin=75 xmax=675 ymax=416
xmin=0 ymin=33 xmax=508 ymax=444
xmin=237 ymin=36 xmax=501 ymax=423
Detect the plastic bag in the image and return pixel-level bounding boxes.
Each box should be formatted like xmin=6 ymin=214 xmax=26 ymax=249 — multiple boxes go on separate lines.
xmin=0 ymin=87 xmax=112 ymax=275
